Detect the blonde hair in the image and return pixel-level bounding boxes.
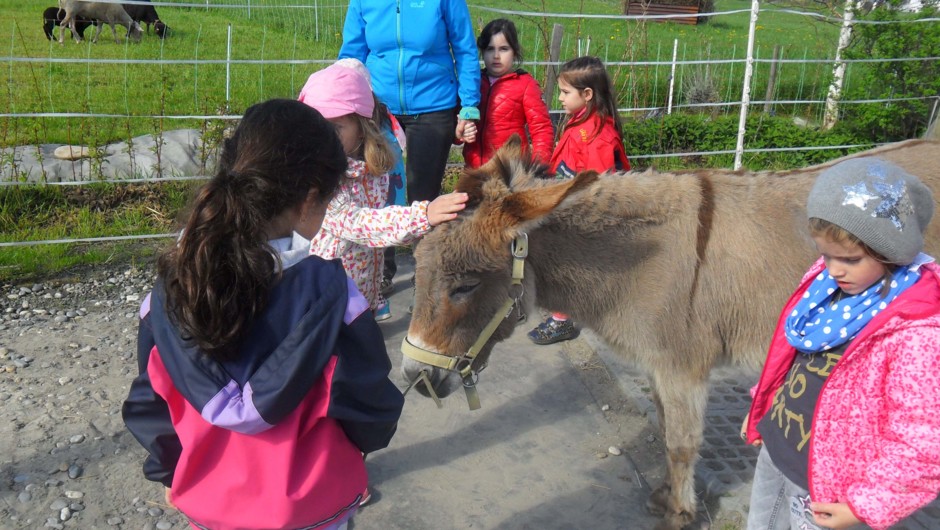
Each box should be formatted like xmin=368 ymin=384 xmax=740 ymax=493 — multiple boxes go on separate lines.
xmin=352 ymin=114 xmax=394 ymax=176
xmin=808 ymin=217 xmax=895 ymax=296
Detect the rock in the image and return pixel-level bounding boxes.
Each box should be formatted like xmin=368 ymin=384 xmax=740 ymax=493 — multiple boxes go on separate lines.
xmin=608 ymin=446 xmax=622 ymax=456
xmin=53 ymin=145 xmax=90 ymax=160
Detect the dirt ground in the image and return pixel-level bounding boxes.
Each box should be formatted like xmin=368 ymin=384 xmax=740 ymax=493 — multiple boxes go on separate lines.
xmin=0 ymin=258 xmax=671 ymax=530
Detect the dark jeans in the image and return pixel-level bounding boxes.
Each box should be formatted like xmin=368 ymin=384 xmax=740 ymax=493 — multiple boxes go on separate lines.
xmin=394 ymin=108 xmax=457 ymax=203
xmin=383 ymin=247 xmax=396 ymax=281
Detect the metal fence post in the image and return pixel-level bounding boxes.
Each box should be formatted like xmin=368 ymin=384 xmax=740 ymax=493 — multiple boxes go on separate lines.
xmin=734 ymin=0 xmax=761 ymax=170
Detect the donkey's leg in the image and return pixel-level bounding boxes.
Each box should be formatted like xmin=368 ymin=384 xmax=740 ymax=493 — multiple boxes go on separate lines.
xmin=646 ymin=378 xmax=671 ymax=515
xmin=649 ymin=370 xmax=709 ymax=530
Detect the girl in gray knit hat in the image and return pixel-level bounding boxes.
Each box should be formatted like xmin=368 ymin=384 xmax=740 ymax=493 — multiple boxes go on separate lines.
xmin=742 ymin=157 xmax=940 ymax=530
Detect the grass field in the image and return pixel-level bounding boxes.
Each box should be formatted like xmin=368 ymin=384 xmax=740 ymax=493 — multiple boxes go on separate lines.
xmin=0 ymin=0 xmax=927 ymax=280
xmin=0 ymin=0 xmax=845 ymax=149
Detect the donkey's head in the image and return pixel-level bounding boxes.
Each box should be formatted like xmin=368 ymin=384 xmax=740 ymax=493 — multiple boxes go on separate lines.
xmin=402 ymin=137 xmax=599 ymax=406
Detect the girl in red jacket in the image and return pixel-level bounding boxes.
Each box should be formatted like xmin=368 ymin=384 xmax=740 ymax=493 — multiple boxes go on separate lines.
xmin=528 ymin=56 xmax=631 ymax=345
xmin=460 ymin=19 xmax=554 ymax=168
xmin=742 ymin=158 xmax=940 ymax=530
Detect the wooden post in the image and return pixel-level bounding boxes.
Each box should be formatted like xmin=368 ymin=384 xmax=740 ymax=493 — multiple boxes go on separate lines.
xmin=763 ymin=44 xmax=781 ymax=114
xmin=542 ymin=24 xmax=564 ymax=106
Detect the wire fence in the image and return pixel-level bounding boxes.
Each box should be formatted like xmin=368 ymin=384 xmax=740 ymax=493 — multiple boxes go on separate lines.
xmin=1 ymin=0 xmax=938 ymax=248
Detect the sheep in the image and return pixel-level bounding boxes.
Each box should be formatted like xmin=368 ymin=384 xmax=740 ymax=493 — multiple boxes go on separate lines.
xmin=57 ymin=0 xmax=142 ymax=44
xmin=122 ymin=0 xmax=169 ymax=39
xmin=42 ymin=6 xmax=97 ymax=41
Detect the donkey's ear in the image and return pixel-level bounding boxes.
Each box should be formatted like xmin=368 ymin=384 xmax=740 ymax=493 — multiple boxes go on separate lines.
xmin=498 ymin=134 xmax=523 ymax=156
xmin=482 ymin=135 xmax=524 ymax=185
xmin=455 ymin=168 xmax=490 ymax=209
xmin=501 ymin=170 xmax=599 ymax=225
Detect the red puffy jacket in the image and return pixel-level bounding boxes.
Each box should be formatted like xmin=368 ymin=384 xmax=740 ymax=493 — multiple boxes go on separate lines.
xmin=549 ymin=111 xmax=630 ymax=177
xmin=463 ymin=69 xmax=554 ymax=168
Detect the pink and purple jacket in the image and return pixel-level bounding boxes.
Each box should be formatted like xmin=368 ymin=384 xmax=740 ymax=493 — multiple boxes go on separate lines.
xmin=122 ymin=251 xmax=404 ymax=530
xmin=310 ymin=157 xmax=431 ymax=310
xmin=746 ymin=257 xmax=940 ymax=529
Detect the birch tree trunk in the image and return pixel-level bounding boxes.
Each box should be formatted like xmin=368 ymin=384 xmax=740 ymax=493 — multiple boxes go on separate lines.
xmin=822 ymin=0 xmax=863 ymax=130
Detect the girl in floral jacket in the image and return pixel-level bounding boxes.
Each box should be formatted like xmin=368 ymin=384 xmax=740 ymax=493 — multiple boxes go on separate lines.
xmin=298 ymin=60 xmax=467 ymax=321
xmin=742 ymin=158 xmax=940 ymax=530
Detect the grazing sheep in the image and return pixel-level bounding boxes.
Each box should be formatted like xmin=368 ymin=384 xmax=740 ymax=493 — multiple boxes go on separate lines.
xmin=58 ymin=0 xmax=142 ymax=44
xmin=42 ymin=6 xmax=96 ymax=41
xmin=122 ymin=0 xmax=169 ymax=38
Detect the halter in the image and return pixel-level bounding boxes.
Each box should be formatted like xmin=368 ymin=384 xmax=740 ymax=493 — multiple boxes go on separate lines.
xmin=401 ymin=233 xmax=528 ymax=410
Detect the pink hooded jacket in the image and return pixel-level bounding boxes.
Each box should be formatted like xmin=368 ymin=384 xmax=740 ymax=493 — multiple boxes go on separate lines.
xmin=747 ymin=257 xmax=940 ymax=529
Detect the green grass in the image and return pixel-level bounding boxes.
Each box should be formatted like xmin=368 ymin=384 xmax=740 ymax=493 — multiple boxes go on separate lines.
xmin=0 ymin=0 xmax=844 ymax=148
xmin=0 ymin=182 xmax=197 ymax=281
xmin=0 ymin=0 xmax=923 ymax=281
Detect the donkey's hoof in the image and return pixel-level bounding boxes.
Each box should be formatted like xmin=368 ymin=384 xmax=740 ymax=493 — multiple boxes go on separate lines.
xmin=652 ymin=510 xmax=699 ymax=530
xmin=646 ymin=484 xmax=671 ymax=516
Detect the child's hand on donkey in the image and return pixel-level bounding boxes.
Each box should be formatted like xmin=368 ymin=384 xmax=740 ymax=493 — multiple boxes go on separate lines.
xmin=427 ymin=192 xmax=469 ymax=226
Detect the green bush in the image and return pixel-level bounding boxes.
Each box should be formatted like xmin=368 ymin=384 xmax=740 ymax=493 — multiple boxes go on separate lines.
xmin=840 ymin=2 xmax=940 ymax=142
xmin=625 ymin=113 xmax=865 ymax=170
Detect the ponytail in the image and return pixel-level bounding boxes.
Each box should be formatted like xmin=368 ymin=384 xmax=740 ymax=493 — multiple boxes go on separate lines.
xmin=157 ymin=99 xmax=346 ymax=359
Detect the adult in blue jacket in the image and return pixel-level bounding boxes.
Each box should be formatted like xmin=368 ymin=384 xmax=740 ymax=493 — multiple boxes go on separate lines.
xmin=339 ymin=0 xmax=481 ymax=204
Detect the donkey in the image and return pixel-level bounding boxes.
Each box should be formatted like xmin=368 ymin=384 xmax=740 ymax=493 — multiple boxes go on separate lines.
xmin=402 ymin=137 xmax=940 ymax=529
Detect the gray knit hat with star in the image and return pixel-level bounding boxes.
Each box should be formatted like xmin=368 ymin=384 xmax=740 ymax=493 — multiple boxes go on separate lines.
xmin=807 ymin=157 xmax=934 ymax=264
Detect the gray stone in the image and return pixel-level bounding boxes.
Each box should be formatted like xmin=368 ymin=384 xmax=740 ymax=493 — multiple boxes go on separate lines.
xmin=1 ymin=129 xmax=215 ymax=183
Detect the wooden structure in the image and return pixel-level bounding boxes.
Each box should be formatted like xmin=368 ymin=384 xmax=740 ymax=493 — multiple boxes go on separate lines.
xmin=625 ymin=2 xmax=701 ymax=25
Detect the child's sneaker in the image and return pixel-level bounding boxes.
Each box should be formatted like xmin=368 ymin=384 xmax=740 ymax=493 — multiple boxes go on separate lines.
xmin=380 ymin=277 xmax=394 ymax=297
xmin=374 ymin=303 xmax=391 ymax=322
xmin=359 ymin=487 xmax=372 ymax=507
xmin=527 ymin=317 xmax=579 ymax=345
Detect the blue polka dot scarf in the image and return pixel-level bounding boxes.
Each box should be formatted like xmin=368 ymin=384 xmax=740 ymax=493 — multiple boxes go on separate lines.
xmin=784 ymin=259 xmax=928 ymax=354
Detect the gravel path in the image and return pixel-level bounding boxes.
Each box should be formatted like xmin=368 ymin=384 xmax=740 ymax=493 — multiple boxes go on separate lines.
xmin=0 ymin=263 xmax=187 ymax=529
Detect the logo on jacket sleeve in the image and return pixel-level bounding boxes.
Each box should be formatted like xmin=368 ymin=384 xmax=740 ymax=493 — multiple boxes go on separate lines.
xmin=555 ymin=161 xmax=576 ymax=179
xmin=579 ymin=128 xmax=588 ymax=142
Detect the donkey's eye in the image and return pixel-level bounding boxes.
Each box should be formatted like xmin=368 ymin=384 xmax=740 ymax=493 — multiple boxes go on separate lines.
xmin=450 ymin=282 xmax=479 ymax=298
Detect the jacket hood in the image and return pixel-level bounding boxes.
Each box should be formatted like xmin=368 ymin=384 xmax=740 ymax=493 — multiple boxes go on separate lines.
xmin=145 ymin=255 xmax=364 ymax=435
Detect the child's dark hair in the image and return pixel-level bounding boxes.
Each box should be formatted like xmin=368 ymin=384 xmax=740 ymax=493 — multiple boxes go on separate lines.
xmin=157 ymin=98 xmax=347 ymax=359
xmin=477 ymin=18 xmax=523 ymax=63
xmin=557 ymin=56 xmax=623 ymax=144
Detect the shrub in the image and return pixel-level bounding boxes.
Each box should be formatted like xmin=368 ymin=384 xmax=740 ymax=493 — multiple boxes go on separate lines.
xmin=840 ymin=2 xmax=940 ymax=142
xmin=625 ymin=113 xmax=865 ymax=170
